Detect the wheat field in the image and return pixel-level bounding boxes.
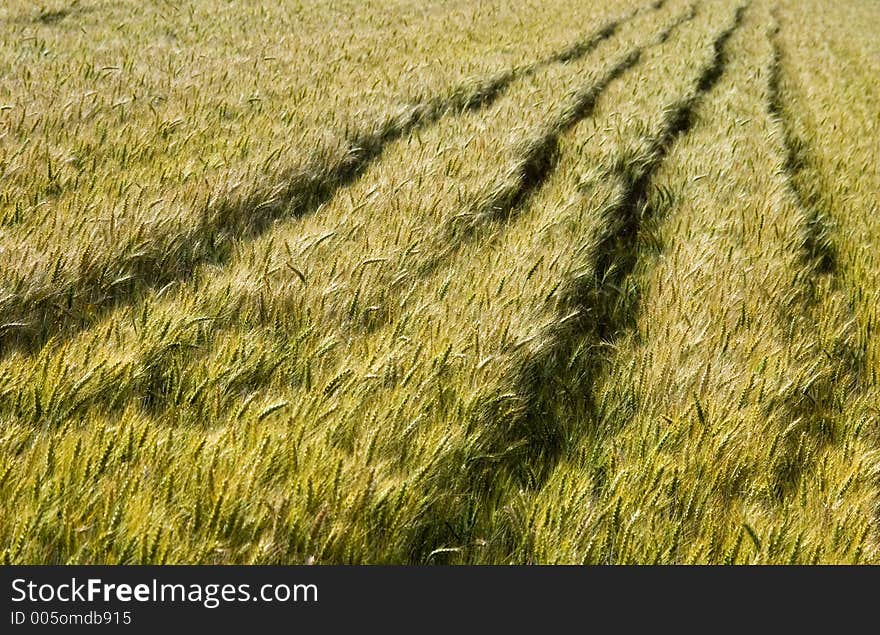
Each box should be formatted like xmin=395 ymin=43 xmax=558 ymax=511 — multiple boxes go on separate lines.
xmin=1 ymin=0 xmax=878 ymax=564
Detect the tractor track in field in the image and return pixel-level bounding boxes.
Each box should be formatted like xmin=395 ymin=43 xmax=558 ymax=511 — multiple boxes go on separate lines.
xmin=767 ymin=6 xmax=863 ymax=382
xmin=408 ymin=3 xmax=749 ymax=562
xmin=771 ymin=0 xmax=880 ymax=559
xmin=376 ymin=5 xmax=699 ymax=321
xmin=0 ymin=2 xmax=658 ymax=359
xmin=766 ymin=7 xmax=868 ymax=503
xmin=767 ymin=9 xmax=837 ymax=278
xmin=494 ymin=2 xmax=747 ymax=484
xmin=448 ymin=6 xmax=698 ymax=242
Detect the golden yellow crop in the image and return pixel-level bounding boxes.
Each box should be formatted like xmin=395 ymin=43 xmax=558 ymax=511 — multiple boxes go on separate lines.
xmin=1 ymin=0 xmax=878 ymax=563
